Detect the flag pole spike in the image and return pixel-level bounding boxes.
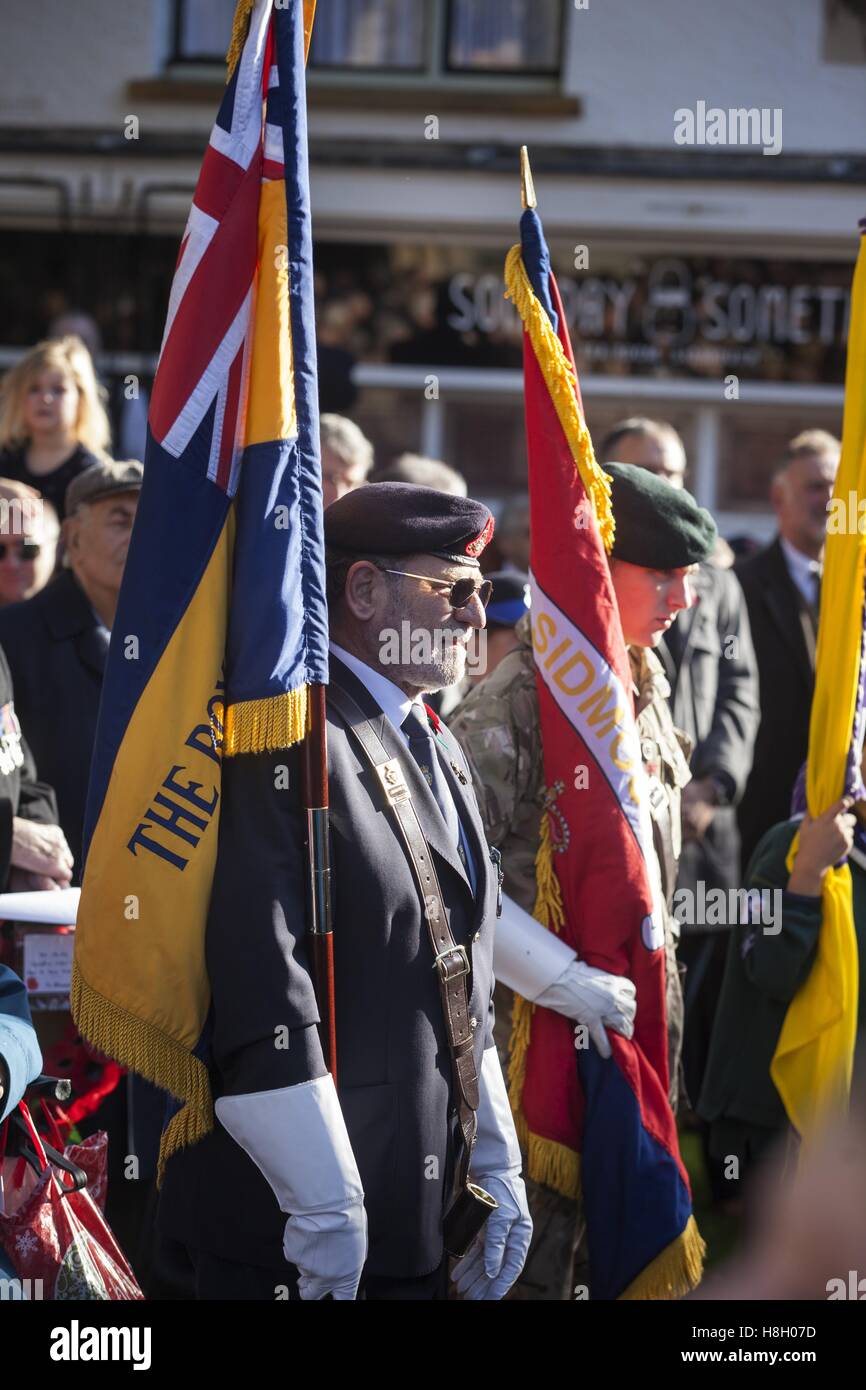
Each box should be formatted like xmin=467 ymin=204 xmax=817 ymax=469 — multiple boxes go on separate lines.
xmin=520 ymin=146 xmax=537 ymax=210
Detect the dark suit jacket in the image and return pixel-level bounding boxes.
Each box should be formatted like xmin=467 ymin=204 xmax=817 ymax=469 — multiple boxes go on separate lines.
xmin=735 ymin=538 xmax=816 ymax=871
xmin=0 ymin=571 xmax=107 ymax=876
xmin=660 ymin=563 xmax=758 ymax=792
xmin=159 ymin=655 xmax=499 ymax=1280
xmin=0 ymin=644 xmax=58 ymax=891
xmin=660 ymin=562 xmax=759 ymax=894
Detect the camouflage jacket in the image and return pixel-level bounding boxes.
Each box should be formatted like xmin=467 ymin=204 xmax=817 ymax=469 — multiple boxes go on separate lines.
xmin=450 ymin=614 xmax=692 ymax=920
xmin=450 ymin=615 xmax=544 ymax=915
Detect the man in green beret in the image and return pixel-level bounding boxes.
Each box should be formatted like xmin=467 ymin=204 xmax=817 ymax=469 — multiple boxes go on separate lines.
xmin=450 ymin=462 xmax=717 ymax=1299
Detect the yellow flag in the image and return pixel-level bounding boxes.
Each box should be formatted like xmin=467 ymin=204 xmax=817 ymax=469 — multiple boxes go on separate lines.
xmin=771 ymin=223 xmax=866 ymax=1136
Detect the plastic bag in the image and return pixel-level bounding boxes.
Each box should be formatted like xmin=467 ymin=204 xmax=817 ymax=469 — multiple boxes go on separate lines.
xmin=0 ymin=1101 xmax=143 ymax=1299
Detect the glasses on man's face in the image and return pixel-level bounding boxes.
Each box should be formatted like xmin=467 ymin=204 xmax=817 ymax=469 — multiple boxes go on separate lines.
xmin=382 ymin=568 xmax=493 ymax=611
xmin=0 ymin=541 xmax=40 ymax=561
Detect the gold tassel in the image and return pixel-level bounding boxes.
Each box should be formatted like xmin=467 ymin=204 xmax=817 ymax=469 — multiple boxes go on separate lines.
xmin=71 ymin=961 xmax=213 ymax=1184
xmin=225 ymin=0 xmax=256 ymax=82
xmin=619 ymin=1215 xmax=706 ymax=1300
xmin=222 ymin=684 xmax=310 ymax=756
xmin=504 ymin=245 xmax=615 ymax=554
xmin=533 ymin=805 xmax=565 ymax=935
xmin=508 ymin=803 xmax=580 ymax=1200
xmin=525 ymin=1131 xmax=582 ymax=1200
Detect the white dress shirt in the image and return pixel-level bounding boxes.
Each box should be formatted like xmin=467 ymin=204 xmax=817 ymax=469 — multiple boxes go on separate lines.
xmin=780 ymin=536 xmax=822 ymax=608
xmin=329 ymin=641 xmax=418 ymax=743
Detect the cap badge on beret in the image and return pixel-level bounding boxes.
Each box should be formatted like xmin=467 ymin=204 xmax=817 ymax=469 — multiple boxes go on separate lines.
xmin=465 ymin=515 xmax=494 ymax=559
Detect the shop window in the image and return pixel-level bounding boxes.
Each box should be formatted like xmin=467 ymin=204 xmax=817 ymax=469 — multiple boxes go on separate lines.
xmin=173 ymin=0 xmax=563 ymax=80
xmin=823 ymin=1 xmax=866 ymax=64
xmin=310 ymin=1 xmax=426 ymax=70
xmin=445 ymin=0 xmax=562 ymax=74
xmin=173 ymin=0 xmax=239 ymax=64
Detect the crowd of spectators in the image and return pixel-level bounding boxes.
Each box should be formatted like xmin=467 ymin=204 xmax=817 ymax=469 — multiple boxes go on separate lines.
xmin=0 ymin=323 xmax=855 ymax=1290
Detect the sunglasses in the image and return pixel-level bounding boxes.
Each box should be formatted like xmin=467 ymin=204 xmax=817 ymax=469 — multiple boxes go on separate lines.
xmin=0 ymin=541 xmax=41 ymax=561
xmin=382 ymin=568 xmax=493 ymax=611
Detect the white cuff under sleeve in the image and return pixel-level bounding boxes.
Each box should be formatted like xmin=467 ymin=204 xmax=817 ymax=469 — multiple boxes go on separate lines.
xmin=472 ymin=1046 xmax=522 ymax=1179
xmin=215 ymin=1073 xmax=364 ymax=1216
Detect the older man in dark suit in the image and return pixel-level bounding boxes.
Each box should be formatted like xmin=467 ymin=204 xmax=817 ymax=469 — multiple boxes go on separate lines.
xmin=159 ymin=484 xmax=534 ymax=1300
xmin=0 ymin=460 xmax=142 ymax=876
xmin=736 ymin=430 xmax=840 ymax=872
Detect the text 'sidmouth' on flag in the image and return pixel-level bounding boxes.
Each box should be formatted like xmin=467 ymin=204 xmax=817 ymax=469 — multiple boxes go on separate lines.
xmin=504 ymin=150 xmax=704 ymax=1300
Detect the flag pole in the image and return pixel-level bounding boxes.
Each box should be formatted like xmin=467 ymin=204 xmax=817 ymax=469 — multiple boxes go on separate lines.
xmin=303 ymin=684 xmax=337 ymax=1082
xmin=520 ymin=145 xmax=537 ymax=210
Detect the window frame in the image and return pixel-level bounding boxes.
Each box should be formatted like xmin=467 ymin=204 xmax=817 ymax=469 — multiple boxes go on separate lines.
xmin=169 ymin=0 xmax=565 ymax=89
xmin=442 ymin=0 xmax=565 ymax=78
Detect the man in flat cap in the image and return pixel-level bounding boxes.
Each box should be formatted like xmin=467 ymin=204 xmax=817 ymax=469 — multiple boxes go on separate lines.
xmin=160 ymin=483 xmax=534 ymax=1300
xmin=451 ymin=464 xmax=717 ymax=1298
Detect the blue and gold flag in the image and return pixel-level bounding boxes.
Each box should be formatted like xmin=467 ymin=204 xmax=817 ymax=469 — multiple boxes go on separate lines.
xmin=72 ymin=0 xmax=325 ymax=1171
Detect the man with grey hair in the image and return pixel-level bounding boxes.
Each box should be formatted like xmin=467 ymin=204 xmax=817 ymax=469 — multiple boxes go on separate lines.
xmin=320 ymin=413 xmax=374 ymax=507
xmin=370 ymin=453 xmax=468 ymax=497
xmin=737 ymin=428 xmax=841 ymax=870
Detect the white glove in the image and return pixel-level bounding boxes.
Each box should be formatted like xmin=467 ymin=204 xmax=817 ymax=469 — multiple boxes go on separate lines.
xmin=216 ymin=1075 xmax=367 ymax=1300
xmin=451 ymin=1048 xmax=532 ymax=1300
xmin=536 ymin=960 xmax=636 ymax=1059
xmin=494 ymin=893 xmax=635 ymax=1059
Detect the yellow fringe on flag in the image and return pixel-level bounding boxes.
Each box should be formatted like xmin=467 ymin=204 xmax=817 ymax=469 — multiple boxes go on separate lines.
xmin=71 ymin=960 xmax=213 ymax=1183
xmin=225 ymin=0 xmax=255 ymax=80
xmin=508 ymin=802 xmax=582 ymax=1199
xmin=222 ymin=683 xmax=311 ymax=756
xmin=619 ymin=1215 xmax=706 ymax=1300
xmin=504 ymin=244 xmax=615 ymax=553
xmin=525 ymin=1131 xmax=582 ymax=1201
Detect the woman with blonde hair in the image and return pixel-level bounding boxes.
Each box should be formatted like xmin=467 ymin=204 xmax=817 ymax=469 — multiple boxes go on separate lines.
xmin=0 ymin=336 xmax=111 ymax=519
